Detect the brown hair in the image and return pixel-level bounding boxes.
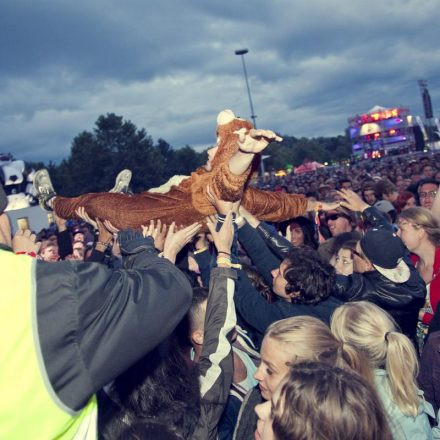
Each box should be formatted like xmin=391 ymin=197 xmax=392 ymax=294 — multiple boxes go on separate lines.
xmin=272 ymin=361 xmax=392 ymax=440
xmin=375 ymin=179 xmax=397 ymax=198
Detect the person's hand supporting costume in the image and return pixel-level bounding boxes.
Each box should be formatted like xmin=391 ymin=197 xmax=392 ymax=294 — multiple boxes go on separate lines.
xmin=142 ymin=219 xmax=167 ymax=252
xmin=206 ymin=212 xmax=234 ymax=267
xmin=162 ymin=222 xmax=202 ymax=263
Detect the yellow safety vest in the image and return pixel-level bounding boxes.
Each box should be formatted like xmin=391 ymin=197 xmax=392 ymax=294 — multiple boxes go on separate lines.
xmin=0 ymin=251 xmax=97 ymax=439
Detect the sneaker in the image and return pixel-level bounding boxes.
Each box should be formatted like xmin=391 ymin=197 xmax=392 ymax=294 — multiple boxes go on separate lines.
xmin=34 ymin=169 xmax=56 ymax=211
xmin=109 ymin=169 xmax=132 ymax=193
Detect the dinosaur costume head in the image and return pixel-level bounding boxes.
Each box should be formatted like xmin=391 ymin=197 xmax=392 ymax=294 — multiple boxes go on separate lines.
xmin=210 ymin=109 xmax=255 ymax=170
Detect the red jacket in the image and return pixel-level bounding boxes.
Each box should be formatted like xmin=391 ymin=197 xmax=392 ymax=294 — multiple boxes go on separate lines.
xmin=411 ymin=247 xmax=440 ymax=325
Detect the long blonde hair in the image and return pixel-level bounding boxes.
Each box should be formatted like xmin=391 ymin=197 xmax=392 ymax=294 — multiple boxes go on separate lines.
xmin=266 ymin=316 xmax=371 ymax=382
xmin=399 ymin=206 xmax=440 ymax=246
xmin=330 ymin=301 xmax=420 ymax=416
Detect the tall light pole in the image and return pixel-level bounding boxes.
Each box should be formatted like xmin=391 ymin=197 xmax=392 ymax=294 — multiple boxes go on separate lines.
xmin=235 ymin=48 xmax=266 ymax=176
xmin=235 ymin=49 xmax=257 ymax=128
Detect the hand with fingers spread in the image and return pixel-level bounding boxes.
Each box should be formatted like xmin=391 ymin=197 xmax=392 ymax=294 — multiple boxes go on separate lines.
xmin=142 ymin=219 xmax=167 ymax=251
xmin=103 ymin=220 xmax=119 ymax=235
xmin=12 ymin=229 xmax=40 ymax=255
xmin=206 ymin=185 xmax=241 ymax=216
xmin=338 ymin=189 xmax=369 ymax=213
xmin=75 ymin=206 xmax=98 ymax=230
xmin=162 ymin=221 xmax=202 ymax=263
xmin=235 ymin=128 xmax=283 ymax=154
xmin=206 ymin=211 xmax=234 ymax=262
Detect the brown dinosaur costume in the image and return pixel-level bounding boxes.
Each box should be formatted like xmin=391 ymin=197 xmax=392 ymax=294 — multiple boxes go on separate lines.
xmin=53 ymin=110 xmax=308 ymax=229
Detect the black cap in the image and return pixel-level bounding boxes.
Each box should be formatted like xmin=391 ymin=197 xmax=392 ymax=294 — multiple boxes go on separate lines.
xmin=360 ymin=229 xmax=405 ymax=269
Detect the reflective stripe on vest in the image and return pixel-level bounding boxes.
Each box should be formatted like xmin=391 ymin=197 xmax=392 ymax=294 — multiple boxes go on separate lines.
xmin=0 ymin=251 xmax=97 ymax=439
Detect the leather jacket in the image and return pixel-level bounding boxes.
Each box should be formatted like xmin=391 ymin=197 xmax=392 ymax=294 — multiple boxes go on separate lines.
xmin=333 ymin=206 xmax=426 ymax=341
xmin=256 ymin=222 xmax=293 ymax=259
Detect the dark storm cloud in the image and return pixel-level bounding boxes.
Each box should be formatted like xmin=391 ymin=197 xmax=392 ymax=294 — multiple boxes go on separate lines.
xmin=0 ymin=0 xmax=439 ymax=162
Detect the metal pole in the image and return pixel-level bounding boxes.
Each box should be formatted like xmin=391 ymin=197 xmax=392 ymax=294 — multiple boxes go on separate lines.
xmin=235 ymin=48 xmax=265 ymax=176
xmin=240 ymin=56 xmax=257 ymax=128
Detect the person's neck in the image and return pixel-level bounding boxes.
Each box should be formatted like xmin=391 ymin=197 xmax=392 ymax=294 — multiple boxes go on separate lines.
xmin=413 ymin=240 xmax=436 ymax=267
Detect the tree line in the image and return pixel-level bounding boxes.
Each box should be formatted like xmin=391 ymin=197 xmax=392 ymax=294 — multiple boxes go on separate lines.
xmin=26 ymin=113 xmax=352 ymax=196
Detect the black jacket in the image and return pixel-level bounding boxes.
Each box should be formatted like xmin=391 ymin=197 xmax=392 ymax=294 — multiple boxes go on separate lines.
xmin=333 ymin=207 xmax=426 ymax=341
xmin=236 ymin=222 xmax=342 ymax=339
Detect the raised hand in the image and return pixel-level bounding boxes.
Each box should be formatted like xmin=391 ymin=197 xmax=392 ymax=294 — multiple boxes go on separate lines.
xmin=307 ymin=200 xmax=342 ymax=212
xmin=75 ymin=206 xmax=97 ymax=230
xmin=206 ymin=211 xmax=234 ymax=255
xmin=206 ymin=185 xmax=241 ymax=216
xmin=12 ymin=229 xmax=40 ymax=255
xmin=235 ymin=128 xmax=283 ymax=154
xmin=142 ymin=219 xmax=167 ymax=251
xmin=103 ymin=220 xmax=119 ymax=235
xmin=96 ymin=219 xmax=114 ymax=246
xmin=337 ymin=189 xmax=369 ymax=213
xmin=162 ymin=221 xmax=202 ymax=263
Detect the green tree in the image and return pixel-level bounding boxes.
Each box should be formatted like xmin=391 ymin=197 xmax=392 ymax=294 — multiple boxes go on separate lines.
xmin=52 ymin=114 xmax=167 ymax=196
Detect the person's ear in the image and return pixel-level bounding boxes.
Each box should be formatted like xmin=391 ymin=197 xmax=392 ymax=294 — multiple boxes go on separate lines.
xmin=191 ymin=329 xmax=204 ymax=346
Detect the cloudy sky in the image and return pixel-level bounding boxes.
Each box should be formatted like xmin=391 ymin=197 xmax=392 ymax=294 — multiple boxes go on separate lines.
xmin=1 ymin=0 xmax=439 ymax=163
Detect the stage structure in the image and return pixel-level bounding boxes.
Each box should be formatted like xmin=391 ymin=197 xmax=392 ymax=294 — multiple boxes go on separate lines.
xmin=347 ymin=106 xmax=416 ymax=159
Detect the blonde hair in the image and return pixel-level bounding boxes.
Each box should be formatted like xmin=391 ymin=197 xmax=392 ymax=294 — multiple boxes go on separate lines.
xmin=272 ymin=361 xmax=392 ymax=440
xmin=399 ymin=206 xmax=440 ymax=246
xmin=330 ymin=301 xmax=420 ymax=417
xmin=266 ymin=316 xmax=371 ymax=382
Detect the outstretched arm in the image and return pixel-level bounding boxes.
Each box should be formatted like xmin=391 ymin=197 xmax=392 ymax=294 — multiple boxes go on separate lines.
xmin=241 ymin=187 xmax=339 ymax=223
xmin=227 ymin=129 xmax=282 ymax=176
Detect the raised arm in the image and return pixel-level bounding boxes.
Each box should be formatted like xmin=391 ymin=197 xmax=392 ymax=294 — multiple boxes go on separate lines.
xmin=35 ymin=240 xmax=192 ymax=411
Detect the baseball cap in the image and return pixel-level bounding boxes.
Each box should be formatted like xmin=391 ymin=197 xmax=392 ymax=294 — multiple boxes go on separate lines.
xmin=360 ymin=229 xmax=410 ymax=283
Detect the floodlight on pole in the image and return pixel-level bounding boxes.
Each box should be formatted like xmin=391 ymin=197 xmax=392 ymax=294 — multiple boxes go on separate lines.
xmin=234 ymin=48 xmax=257 ymax=129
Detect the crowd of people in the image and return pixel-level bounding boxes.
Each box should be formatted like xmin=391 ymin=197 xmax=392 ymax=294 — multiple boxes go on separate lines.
xmin=2 ymin=110 xmax=440 ymax=440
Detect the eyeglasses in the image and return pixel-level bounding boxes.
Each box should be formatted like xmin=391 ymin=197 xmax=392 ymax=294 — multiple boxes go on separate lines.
xmin=419 ymin=191 xmax=437 ymax=199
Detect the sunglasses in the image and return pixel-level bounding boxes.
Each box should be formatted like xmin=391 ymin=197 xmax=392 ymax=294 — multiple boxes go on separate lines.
xmin=325 ymin=213 xmax=347 ymax=222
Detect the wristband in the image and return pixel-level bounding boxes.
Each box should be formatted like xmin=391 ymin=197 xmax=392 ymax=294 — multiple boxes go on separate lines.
xmin=96 ymin=241 xmax=111 ymax=248
xmin=15 ymin=251 xmax=37 ymax=258
xmin=217 ymin=251 xmax=231 ymax=257
xmin=216 ymin=256 xmax=242 ymax=269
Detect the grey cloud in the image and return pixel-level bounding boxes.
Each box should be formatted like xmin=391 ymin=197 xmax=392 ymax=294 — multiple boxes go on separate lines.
xmin=0 ymin=0 xmax=439 ymax=163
